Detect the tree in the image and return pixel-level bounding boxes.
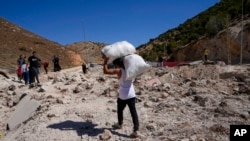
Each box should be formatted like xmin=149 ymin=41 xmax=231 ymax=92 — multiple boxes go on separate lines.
xmin=205 ymin=14 xmax=227 ymax=36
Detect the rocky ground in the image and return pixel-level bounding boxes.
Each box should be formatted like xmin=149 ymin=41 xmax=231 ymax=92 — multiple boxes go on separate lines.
xmin=0 ymin=62 xmax=250 ymax=141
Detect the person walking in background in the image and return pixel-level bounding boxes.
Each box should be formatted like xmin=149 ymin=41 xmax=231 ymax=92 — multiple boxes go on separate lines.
xmin=28 ymin=51 xmax=41 ymax=85
xmin=103 ymin=57 xmax=141 ymax=138
xmin=21 ymin=61 xmax=29 ymax=85
xmin=53 ymin=55 xmax=61 ymax=72
xmin=17 ymin=54 xmax=25 ymax=67
xmin=43 ymin=61 xmax=49 ymax=74
xmin=16 ymin=65 xmax=22 ymax=82
xmin=158 ymin=55 xmax=163 ymax=67
xmin=82 ymin=62 xmax=87 ymax=74
xmin=204 ymin=48 xmax=208 ymax=62
xmin=16 ymin=54 xmax=25 ymax=82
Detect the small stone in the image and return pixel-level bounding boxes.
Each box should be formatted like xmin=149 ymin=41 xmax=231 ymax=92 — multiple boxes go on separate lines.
xmin=99 ymin=129 xmax=112 ymax=140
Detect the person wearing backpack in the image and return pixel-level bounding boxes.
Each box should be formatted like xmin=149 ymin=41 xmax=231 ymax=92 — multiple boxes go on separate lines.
xmin=103 ymin=56 xmax=141 ymax=138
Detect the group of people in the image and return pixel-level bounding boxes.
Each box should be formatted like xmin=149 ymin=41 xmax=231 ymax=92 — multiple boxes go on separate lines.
xmin=13 ymin=46 xmax=212 ymax=138
xmin=16 ymin=51 xmax=140 ymax=137
xmin=16 ymin=51 xmax=61 ymax=85
xmin=17 ymin=51 xmax=42 ymax=85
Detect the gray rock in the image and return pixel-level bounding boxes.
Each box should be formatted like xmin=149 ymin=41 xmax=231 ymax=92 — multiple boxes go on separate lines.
xmin=7 ymin=95 xmax=40 ymax=130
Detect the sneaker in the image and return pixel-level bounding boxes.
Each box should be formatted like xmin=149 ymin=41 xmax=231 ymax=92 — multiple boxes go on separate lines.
xmin=112 ymin=123 xmax=122 ymax=129
xmin=130 ymin=131 xmax=141 ymax=138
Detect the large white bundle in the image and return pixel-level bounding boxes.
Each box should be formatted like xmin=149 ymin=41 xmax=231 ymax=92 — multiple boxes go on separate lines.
xmin=101 ymin=41 xmax=136 ymax=63
xmin=123 ymin=54 xmax=151 ymax=80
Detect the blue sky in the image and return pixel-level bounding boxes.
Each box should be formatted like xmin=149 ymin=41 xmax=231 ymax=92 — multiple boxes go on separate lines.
xmin=1 ymin=0 xmax=220 ymax=47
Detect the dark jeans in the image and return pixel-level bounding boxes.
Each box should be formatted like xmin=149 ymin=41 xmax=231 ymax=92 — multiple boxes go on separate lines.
xmin=117 ymin=97 xmax=139 ymax=132
xmin=82 ymin=65 xmax=87 ymax=74
xmin=54 ymin=63 xmax=61 ymax=72
xmin=29 ymin=67 xmax=39 ymax=84
xmin=23 ymin=71 xmax=29 ymax=85
xmin=44 ymin=66 xmax=48 ymax=74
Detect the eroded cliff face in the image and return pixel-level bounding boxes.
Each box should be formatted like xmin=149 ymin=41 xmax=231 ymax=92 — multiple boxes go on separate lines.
xmin=66 ymin=50 xmax=83 ymax=66
xmin=171 ymin=19 xmax=250 ymax=64
xmin=65 ymin=42 xmax=106 ymax=65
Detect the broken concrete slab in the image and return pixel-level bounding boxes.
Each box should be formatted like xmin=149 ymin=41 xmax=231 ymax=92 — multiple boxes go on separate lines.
xmin=7 ymin=95 xmax=40 ymax=130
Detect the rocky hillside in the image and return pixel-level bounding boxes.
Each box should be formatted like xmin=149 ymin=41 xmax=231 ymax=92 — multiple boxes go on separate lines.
xmin=0 ymin=17 xmax=83 ymax=73
xmin=65 ymin=42 xmax=106 ymax=64
xmin=137 ymin=0 xmax=250 ymax=64
xmin=170 ymin=18 xmax=250 ymax=64
xmin=1 ymin=0 xmax=250 ymax=72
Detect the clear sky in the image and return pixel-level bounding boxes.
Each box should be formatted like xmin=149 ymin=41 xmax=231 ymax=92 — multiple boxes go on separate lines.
xmin=1 ymin=0 xmax=220 ymax=47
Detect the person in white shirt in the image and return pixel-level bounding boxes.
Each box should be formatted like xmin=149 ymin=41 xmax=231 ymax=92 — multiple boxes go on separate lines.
xmin=21 ymin=62 xmax=29 ymax=85
xmin=103 ymin=56 xmax=140 ymax=138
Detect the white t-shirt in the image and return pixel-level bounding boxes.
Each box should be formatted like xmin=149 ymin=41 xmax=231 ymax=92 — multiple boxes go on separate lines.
xmin=118 ymin=68 xmax=136 ymax=100
xmin=21 ymin=64 xmax=28 ymax=73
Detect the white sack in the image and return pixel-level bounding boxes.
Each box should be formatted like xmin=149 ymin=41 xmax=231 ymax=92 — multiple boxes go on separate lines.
xmin=124 ymin=54 xmax=151 ymax=80
xmin=101 ymin=41 xmax=136 ymax=63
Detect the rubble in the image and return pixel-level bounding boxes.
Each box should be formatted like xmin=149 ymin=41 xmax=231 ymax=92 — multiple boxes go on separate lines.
xmin=0 ymin=64 xmax=249 ymax=141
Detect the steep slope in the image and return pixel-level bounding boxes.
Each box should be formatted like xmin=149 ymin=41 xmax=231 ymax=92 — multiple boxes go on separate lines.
xmin=0 ymin=17 xmax=83 ymax=73
xmin=137 ymin=0 xmax=250 ymax=64
xmin=170 ymin=18 xmax=250 ymax=64
xmin=65 ymin=42 xmax=106 ymax=65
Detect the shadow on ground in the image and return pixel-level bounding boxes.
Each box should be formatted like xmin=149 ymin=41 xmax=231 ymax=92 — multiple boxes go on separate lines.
xmin=47 ymin=120 xmax=102 ymax=137
xmin=47 ymin=120 xmax=132 ymax=139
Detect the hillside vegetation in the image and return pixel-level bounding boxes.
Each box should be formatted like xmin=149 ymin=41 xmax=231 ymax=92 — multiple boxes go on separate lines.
xmin=138 ymin=0 xmax=250 ymax=62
